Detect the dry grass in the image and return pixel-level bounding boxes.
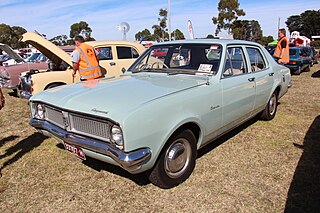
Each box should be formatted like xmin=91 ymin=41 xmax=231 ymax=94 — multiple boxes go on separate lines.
xmin=1 ymin=65 xmax=320 ymax=213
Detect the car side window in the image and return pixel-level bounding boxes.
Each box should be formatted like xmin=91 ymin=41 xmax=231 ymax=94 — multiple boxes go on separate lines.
xmin=117 ymin=46 xmax=139 ymax=59
xmin=223 ymin=47 xmax=247 ymax=77
xmin=95 ymin=47 xmax=113 ymax=60
xmin=246 ymin=47 xmax=266 ymax=72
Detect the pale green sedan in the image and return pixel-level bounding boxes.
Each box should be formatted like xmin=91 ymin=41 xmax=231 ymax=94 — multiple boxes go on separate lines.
xmin=29 ymin=39 xmax=291 ymax=188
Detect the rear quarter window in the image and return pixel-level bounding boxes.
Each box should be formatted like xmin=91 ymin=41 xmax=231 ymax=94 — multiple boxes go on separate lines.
xmin=246 ymin=47 xmax=267 ymax=72
xmin=117 ymin=46 xmax=139 ymax=59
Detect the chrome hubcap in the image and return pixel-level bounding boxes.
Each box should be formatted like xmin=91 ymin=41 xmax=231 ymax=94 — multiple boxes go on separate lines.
xmin=165 ymin=138 xmax=191 ymax=178
xmin=269 ymin=94 xmax=276 ymax=115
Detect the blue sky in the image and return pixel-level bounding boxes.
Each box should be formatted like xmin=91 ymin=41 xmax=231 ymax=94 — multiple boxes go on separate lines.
xmin=0 ymin=0 xmax=319 ymax=41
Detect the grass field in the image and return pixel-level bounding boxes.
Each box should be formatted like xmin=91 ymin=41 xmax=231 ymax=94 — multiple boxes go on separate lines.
xmin=0 ymin=65 xmax=319 ymax=212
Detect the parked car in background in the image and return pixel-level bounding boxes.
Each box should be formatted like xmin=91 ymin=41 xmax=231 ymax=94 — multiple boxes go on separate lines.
xmin=152 ymin=48 xmax=168 ymax=58
xmin=19 ymin=32 xmax=146 ymax=98
xmin=0 ymin=54 xmax=11 ymax=66
xmin=265 ymin=45 xmax=276 ymax=55
xmin=285 ymin=47 xmax=312 ymax=75
xmin=0 ymin=43 xmax=25 ymax=66
xmin=29 ymin=39 xmax=291 ymax=188
xmin=0 ymin=44 xmax=74 ymax=94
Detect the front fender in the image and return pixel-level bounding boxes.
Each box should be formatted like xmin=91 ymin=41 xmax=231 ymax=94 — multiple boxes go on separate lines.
xmin=31 ymin=69 xmax=79 ymax=95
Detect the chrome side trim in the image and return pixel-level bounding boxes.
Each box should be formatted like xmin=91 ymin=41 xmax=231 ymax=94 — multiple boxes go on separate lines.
xmin=30 ymin=119 xmax=151 ymax=173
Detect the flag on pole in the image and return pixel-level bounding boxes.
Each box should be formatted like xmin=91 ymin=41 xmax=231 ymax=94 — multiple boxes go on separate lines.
xmin=187 ymin=20 xmax=194 ymax=39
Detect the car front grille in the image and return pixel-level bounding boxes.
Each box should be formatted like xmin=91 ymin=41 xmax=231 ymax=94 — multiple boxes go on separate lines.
xmin=44 ymin=105 xmax=111 ymax=142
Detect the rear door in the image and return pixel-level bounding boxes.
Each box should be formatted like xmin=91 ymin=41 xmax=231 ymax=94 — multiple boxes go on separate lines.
xmin=244 ymin=46 xmax=274 ymax=111
xmin=221 ymin=46 xmax=256 ymax=127
xmin=114 ymin=45 xmax=140 ymax=74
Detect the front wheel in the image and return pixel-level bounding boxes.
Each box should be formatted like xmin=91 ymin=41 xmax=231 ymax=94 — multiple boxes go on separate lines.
xmin=149 ymin=129 xmax=197 ymax=189
xmin=260 ymin=91 xmax=278 ymax=121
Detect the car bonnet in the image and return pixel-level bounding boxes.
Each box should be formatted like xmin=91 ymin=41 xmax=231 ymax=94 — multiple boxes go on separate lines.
xmin=0 ymin=43 xmax=25 ymax=64
xmin=20 ymin=32 xmax=73 ymax=67
xmin=30 ymin=73 xmax=208 ymax=121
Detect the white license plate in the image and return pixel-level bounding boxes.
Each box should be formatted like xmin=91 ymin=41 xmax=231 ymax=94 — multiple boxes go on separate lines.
xmin=63 ymin=142 xmax=86 ymax=160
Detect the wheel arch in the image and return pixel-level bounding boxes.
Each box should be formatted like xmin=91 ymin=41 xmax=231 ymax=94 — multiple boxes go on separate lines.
xmin=44 ymin=82 xmax=66 ymax=90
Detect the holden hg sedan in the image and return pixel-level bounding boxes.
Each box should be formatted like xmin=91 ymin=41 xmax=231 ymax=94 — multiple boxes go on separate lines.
xmin=29 ymin=39 xmax=291 ymax=188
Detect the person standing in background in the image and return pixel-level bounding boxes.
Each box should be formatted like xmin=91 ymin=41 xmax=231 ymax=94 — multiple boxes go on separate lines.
xmin=71 ymin=35 xmax=102 ymax=81
xmin=273 ymin=28 xmax=289 ymax=64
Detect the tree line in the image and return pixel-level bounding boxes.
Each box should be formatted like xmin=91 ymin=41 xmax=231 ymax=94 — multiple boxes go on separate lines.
xmin=0 ymin=21 xmax=94 ymax=48
xmin=0 ymin=0 xmax=319 ymax=49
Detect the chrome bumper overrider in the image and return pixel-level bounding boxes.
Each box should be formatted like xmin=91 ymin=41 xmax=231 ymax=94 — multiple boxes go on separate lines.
xmin=30 ymin=119 xmax=151 ymax=173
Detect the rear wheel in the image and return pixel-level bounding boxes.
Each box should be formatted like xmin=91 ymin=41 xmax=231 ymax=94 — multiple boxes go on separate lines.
xmin=260 ymin=91 xmax=278 ymax=121
xmin=149 ymin=129 xmax=197 ymax=189
xmin=293 ymin=66 xmax=301 ymax=75
xmin=304 ymin=64 xmax=311 ymax=72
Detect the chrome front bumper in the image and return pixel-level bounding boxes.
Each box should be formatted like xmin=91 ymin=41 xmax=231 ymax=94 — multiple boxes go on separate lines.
xmin=30 ymin=119 xmax=152 ymax=173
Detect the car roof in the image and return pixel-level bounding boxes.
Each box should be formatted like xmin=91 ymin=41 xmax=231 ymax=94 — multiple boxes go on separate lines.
xmin=87 ymin=40 xmax=142 ymax=46
xmin=151 ymin=39 xmax=261 ymax=47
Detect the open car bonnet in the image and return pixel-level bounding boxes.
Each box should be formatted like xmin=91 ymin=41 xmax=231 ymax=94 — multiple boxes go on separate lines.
xmin=0 ymin=43 xmax=25 ymax=64
xmin=20 ymin=32 xmax=73 ymax=67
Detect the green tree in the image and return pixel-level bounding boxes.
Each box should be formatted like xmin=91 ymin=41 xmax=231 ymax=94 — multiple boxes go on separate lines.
xmin=152 ymin=24 xmax=163 ymax=42
xmin=0 ymin=24 xmax=27 ymax=49
xmin=286 ymin=15 xmax=303 ymax=33
xmin=212 ymin=0 xmax=245 ymax=36
xmin=261 ymin=35 xmax=275 ymax=46
xmin=135 ymin=29 xmax=152 ymax=41
xmin=69 ymin=21 xmax=94 ymax=41
xmin=286 ymin=10 xmax=320 ymax=38
xmin=0 ymin=24 xmax=14 ymax=46
xmin=171 ymin=29 xmax=185 ymax=40
xmin=152 ymin=8 xmax=168 ymax=41
xmin=49 ymin=34 xmax=69 ymax=46
xmin=231 ymin=20 xmax=262 ymax=43
xmin=300 ymin=10 xmax=320 ymax=37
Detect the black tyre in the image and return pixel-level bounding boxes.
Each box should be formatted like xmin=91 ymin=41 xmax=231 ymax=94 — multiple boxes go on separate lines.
xmin=260 ymin=91 xmax=278 ymax=121
xmin=293 ymin=66 xmax=301 ymax=75
xmin=149 ymin=129 xmax=197 ymax=189
xmin=304 ymin=64 xmax=311 ymax=72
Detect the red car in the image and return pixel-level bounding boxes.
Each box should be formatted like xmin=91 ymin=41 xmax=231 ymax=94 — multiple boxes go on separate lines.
xmin=152 ymin=48 xmax=168 ymax=58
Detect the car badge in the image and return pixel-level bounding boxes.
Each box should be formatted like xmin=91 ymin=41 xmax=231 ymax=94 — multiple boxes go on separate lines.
xmin=91 ymin=108 xmax=109 ymax=115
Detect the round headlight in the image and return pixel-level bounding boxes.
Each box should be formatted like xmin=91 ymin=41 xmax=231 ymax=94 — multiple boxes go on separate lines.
xmin=36 ymin=104 xmax=45 ymax=119
xmin=111 ymin=125 xmax=123 ymax=147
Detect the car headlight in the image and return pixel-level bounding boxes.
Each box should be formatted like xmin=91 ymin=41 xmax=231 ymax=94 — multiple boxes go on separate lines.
xmin=110 ymin=125 xmax=123 ymax=148
xmin=32 ymin=103 xmax=46 ymax=119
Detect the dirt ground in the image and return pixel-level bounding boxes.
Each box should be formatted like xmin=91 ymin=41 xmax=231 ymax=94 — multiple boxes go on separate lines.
xmin=0 ymin=64 xmax=319 ymax=212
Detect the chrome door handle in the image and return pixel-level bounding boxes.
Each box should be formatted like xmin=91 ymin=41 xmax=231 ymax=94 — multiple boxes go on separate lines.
xmin=268 ymin=72 xmax=274 ymax=76
xmin=110 ymin=62 xmax=116 ymax=66
xmin=248 ymin=77 xmax=255 ymax=82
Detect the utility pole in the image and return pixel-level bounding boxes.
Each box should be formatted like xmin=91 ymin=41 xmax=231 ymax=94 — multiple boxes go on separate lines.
xmin=168 ymin=0 xmax=171 ymax=41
